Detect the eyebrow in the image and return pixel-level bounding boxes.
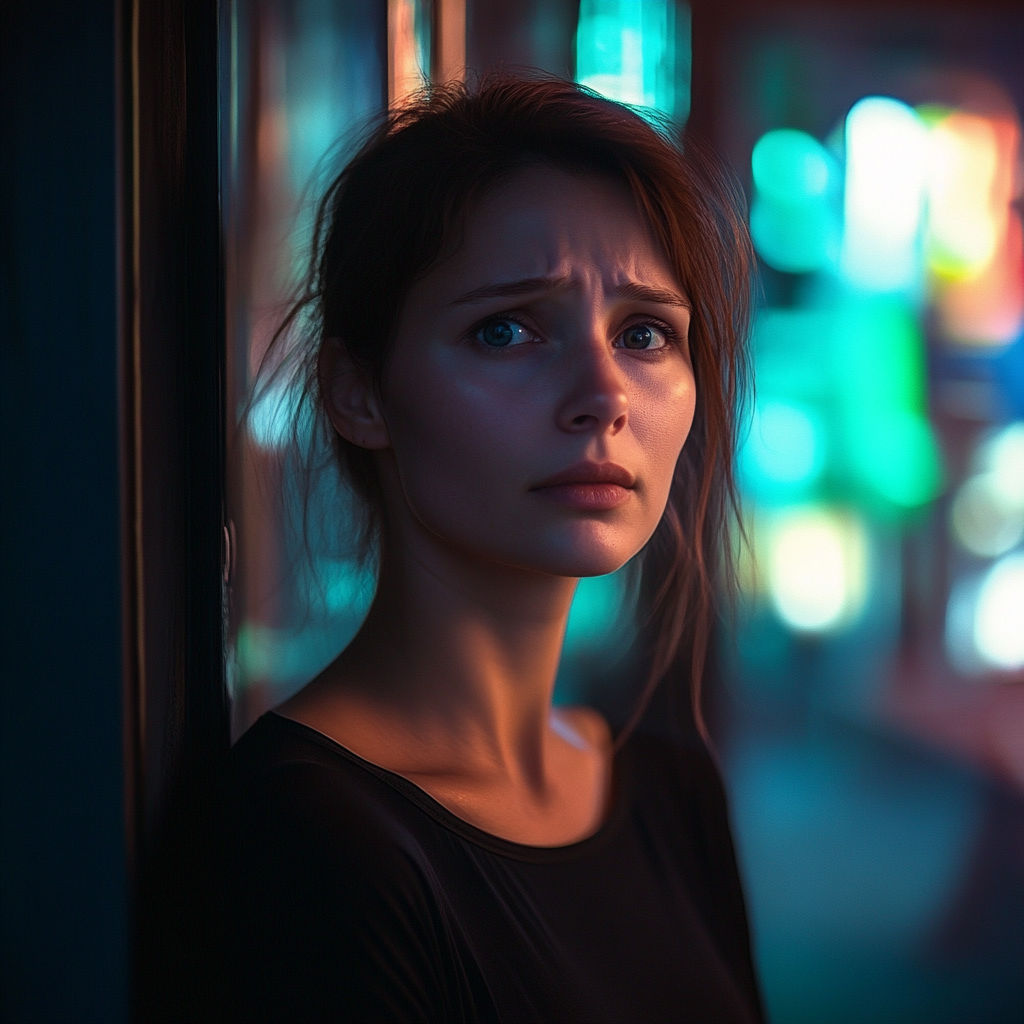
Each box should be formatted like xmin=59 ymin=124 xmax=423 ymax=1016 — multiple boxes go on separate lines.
xmin=451 ymin=275 xmax=690 ymax=309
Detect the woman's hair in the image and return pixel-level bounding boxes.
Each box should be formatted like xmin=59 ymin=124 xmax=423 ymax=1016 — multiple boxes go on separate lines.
xmin=262 ymin=74 xmax=754 ymax=743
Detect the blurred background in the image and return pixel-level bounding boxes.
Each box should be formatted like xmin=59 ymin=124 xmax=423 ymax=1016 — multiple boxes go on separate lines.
xmin=222 ymin=3 xmax=1023 ymax=1023
xmin=2 ymin=1 xmax=1021 ymax=1021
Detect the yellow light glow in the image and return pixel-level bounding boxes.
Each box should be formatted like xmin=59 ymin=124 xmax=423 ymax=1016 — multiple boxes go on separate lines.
xmin=927 ymin=113 xmax=1002 ymax=280
xmin=929 ymin=113 xmax=1024 ymax=346
xmin=767 ymin=508 xmax=868 ymax=633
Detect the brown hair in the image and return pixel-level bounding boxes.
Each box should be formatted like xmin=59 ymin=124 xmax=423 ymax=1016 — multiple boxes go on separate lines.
xmin=263 ymin=74 xmax=754 ymax=743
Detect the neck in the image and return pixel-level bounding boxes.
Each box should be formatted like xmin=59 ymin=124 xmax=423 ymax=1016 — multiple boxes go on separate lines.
xmin=335 ymin=529 xmax=578 ymax=786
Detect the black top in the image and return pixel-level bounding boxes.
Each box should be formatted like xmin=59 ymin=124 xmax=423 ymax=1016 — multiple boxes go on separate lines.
xmin=212 ymin=712 xmax=764 ymax=1023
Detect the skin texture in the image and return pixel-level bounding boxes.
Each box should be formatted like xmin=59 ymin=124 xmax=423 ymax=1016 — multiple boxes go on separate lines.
xmin=279 ymin=166 xmax=696 ymax=846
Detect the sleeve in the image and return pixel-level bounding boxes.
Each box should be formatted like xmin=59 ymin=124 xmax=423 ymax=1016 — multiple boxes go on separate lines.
xmin=212 ymin=761 xmax=448 ymax=1024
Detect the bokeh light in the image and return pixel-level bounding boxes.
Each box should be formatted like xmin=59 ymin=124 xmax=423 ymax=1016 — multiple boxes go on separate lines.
xmin=725 ymin=24 xmax=1023 ymax=1024
xmin=848 ymin=408 xmax=943 ymax=509
xmin=841 ymin=97 xmax=929 ymax=294
xmin=832 ymin=298 xmax=943 ymax=509
xmin=974 ymin=553 xmax=1024 ymax=670
xmin=927 ymin=112 xmax=1003 ymax=280
xmin=979 ymin=420 xmax=1024 ymax=504
xmin=752 ymin=129 xmax=832 ymax=203
xmin=741 ymin=399 xmax=826 ymax=496
xmin=767 ymin=508 xmax=868 ymax=632
xmin=749 ymin=129 xmax=837 ymax=273
xmin=927 ymin=110 xmax=1024 ymax=346
xmin=950 ymin=473 xmax=1024 ymax=557
xmin=951 ymin=422 xmax=1024 ymax=556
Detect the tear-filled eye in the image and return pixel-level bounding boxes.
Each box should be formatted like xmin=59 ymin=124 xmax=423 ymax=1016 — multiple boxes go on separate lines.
xmin=618 ymin=323 xmax=669 ymax=350
xmin=476 ymin=319 xmax=534 ymax=348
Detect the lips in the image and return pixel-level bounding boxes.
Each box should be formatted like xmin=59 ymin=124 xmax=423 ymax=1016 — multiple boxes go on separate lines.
xmin=530 ymin=462 xmax=636 ymax=511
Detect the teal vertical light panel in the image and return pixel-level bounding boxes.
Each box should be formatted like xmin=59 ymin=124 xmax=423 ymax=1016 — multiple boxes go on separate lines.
xmin=575 ymin=0 xmax=691 ymax=125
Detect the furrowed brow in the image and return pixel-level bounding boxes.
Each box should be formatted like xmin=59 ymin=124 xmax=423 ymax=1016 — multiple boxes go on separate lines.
xmin=450 ymin=276 xmax=572 ymax=306
xmin=615 ymin=282 xmax=690 ymax=309
xmin=450 ymin=276 xmax=690 ymax=309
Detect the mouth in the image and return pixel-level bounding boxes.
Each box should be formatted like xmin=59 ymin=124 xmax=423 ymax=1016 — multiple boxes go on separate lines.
xmin=530 ymin=461 xmax=636 ymax=511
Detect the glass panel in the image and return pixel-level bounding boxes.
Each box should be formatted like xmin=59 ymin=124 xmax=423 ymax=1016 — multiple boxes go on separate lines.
xmin=708 ymin=10 xmax=1024 ymax=1022
xmin=222 ymin=0 xmax=388 ymax=737
xmin=575 ymin=0 xmax=691 ymax=124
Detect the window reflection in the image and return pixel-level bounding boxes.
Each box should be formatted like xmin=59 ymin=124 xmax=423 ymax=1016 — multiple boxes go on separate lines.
xmin=223 ymin=0 xmax=387 ymax=735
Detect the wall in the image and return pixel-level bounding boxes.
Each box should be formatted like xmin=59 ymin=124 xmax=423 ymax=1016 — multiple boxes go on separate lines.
xmin=0 ymin=2 xmax=127 ymax=1020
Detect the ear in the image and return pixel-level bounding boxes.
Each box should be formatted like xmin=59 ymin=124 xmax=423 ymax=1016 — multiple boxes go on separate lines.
xmin=318 ymin=337 xmax=390 ymax=450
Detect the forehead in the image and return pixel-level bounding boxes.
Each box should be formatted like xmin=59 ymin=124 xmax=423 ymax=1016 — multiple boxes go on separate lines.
xmin=437 ymin=164 xmax=679 ymax=294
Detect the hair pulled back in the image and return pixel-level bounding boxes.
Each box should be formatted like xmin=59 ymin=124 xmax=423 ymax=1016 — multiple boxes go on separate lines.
xmin=265 ymin=74 xmax=754 ymax=742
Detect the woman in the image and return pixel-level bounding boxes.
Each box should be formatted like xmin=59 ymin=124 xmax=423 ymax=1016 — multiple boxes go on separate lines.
xmin=217 ymin=76 xmax=761 ymax=1023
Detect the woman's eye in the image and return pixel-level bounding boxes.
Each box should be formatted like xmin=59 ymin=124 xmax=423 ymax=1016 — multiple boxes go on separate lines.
xmin=476 ymin=319 xmax=533 ymax=348
xmin=618 ymin=323 xmax=668 ymax=350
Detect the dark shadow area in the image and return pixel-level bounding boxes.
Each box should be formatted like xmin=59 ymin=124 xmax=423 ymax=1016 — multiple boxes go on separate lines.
xmin=0 ymin=2 xmax=127 ymax=1021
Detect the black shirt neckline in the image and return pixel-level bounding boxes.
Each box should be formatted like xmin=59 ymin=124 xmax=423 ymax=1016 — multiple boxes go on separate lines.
xmin=264 ymin=711 xmax=631 ymax=864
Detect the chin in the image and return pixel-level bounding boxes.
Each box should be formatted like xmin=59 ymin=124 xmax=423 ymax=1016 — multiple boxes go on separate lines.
xmin=528 ymin=523 xmax=646 ymax=579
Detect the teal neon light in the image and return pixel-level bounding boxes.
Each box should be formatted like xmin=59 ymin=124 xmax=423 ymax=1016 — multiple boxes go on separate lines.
xmin=575 ymin=0 xmax=691 ymax=124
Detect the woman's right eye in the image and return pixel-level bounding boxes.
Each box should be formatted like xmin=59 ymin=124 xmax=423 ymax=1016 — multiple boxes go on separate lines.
xmin=475 ymin=319 xmax=534 ymax=348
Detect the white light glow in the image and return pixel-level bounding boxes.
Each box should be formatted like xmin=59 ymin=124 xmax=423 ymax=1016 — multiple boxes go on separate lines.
xmin=954 ymin=422 xmax=1024 ymax=556
xmin=841 ymin=97 xmax=929 ymax=293
xmin=950 ymin=472 xmax=1024 ymax=558
xmin=983 ymin=422 xmax=1024 ymax=506
xmin=974 ymin=554 xmax=1024 ymax=670
xmin=768 ymin=508 xmax=868 ymax=632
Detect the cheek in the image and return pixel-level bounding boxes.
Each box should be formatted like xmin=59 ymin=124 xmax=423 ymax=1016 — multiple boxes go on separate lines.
xmin=631 ymin=365 xmax=697 ymax=506
xmin=382 ymin=356 xmax=535 ymax=525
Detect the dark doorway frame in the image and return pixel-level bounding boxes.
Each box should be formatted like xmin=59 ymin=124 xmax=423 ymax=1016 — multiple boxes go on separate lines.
xmin=116 ymin=1 xmax=228 ymax=1008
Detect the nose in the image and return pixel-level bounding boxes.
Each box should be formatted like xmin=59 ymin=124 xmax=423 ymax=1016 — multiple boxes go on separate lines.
xmin=555 ymin=338 xmax=629 ymax=436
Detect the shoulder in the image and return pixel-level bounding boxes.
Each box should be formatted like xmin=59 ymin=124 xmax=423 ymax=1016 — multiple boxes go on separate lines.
xmin=621 ymin=729 xmax=739 ymax=874
xmin=215 ymin=716 xmax=455 ymax=1021
xmin=624 ymin=727 xmax=726 ymax=797
xmin=224 ymin=713 xmax=438 ymax=890
xmin=623 ymin=729 xmax=759 ymax=970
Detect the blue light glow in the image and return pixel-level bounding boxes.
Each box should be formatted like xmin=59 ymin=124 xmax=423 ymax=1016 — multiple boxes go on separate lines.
xmin=575 ymin=0 xmax=691 ymax=123
xmin=752 ymin=129 xmax=832 ymax=204
xmin=563 ymin=569 xmax=629 ymax=655
xmin=741 ymin=399 xmax=826 ymax=495
xmin=247 ymin=376 xmax=309 ymax=451
xmin=749 ymin=129 xmax=838 ymax=273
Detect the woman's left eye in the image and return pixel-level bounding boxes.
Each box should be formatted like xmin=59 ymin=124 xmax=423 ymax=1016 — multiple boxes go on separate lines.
xmin=475 ymin=319 xmax=534 ymax=348
xmin=617 ymin=323 xmax=669 ymax=350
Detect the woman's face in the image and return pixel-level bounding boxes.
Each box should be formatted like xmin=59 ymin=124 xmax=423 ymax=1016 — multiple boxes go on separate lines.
xmin=376 ymin=165 xmax=696 ymax=578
